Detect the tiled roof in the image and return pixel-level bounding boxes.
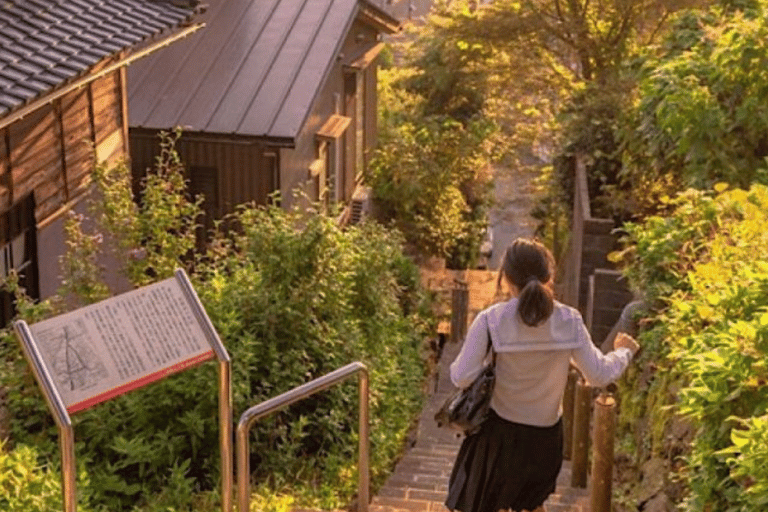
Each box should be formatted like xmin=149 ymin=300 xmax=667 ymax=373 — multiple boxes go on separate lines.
xmin=128 ymin=0 xmax=399 ymax=142
xmin=0 ymin=0 xmax=202 ymax=119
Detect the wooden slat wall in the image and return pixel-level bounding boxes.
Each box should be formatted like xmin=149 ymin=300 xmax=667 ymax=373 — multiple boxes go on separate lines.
xmin=8 ymin=105 xmax=65 ymax=221
xmin=178 ymin=137 xmax=270 ymax=213
xmin=92 ymin=72 xmax=122 ymax=143
xmin=130 ymin=130 xmax=275 ymax=218
xmin=61 ymin=87 xmax=95 ymax=198
xmin=0 ymin=67 xmax=127 ymax=225
xmin=0 ymin=130 xmax=9 ymax=212
xmin=91 ymin=71 xmax=124 ymax=170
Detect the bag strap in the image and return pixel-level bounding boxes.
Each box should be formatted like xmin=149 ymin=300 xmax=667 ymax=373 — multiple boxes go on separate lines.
xmin=486 ymin=315 xmax=497 ymax=368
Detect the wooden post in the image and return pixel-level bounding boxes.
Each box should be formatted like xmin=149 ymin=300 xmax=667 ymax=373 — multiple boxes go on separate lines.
xmin=562 ymin=368 xmax=578 ymax=460
xmin=450 ymin=280 xmax=469 ymax=344
xmin=591 ymin=393 xmax=616 ymax=512
xmin=571 ymin=378 xmax=591 ymax=488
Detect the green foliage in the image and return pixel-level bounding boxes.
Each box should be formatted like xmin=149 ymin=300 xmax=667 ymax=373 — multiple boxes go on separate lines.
xmin=620 ymin=1 xmax=768 ymax=206
xmin=198 ymin=206 xmax=430 ymax=502
xmin=0 ymin=138 xmax=432 ymax=510
xmin=614 ymin=183 xmax=768 ymax=510
xmin=530 ymin=162 xmax=571 ymax=262
xmin=0 ymin=442 xmax=61 ymax=512
xmin=555 ymin=81 xmax=635 ymax=220
xmin=368 ymin=95 xmax=494 ymax=267
xmin=0 ymin=441 xmax=93 ymax=512
xmin=57 ymin=211 xmax=112 ymax=307
xmin=92 ymin=129 xmax=201 ymax=287
xmin=370 ymin=2 xmax=521 ymax=269
xmin=719 ymin=414 xmax=768 ymax=510
xmin=402 ymin=0 xmax=492 ymax=122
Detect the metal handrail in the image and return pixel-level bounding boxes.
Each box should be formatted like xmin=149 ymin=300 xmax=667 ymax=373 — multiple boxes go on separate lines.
xmin=236 ymin=361 xmax=369 ymax=512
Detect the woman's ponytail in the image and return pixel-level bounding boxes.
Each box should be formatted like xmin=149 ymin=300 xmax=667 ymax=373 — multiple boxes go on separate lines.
xmin=500 ymin=238 xmax=556 ymax=327
xmin=517 ymin=278 xmax=554 ymax=327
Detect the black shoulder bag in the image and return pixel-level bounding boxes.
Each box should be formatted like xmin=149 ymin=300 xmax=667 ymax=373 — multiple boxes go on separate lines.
xmin=434 ymin=318 xmax=496 ymax=436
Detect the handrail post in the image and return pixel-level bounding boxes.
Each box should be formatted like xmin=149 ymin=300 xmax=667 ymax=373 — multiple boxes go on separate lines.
xmin=236 ymin=417 xmax=251 ymax=512
xmin=591 ymin=392 xmax=616 ymax=512
xmin=358 ymin=368 xmax=370 ymax=512
xmin=562 ymin=368 xmax=578 ymax=460
xmin=236 ymin=362 xmax=369 ymax=512
xmin=219 ymin=359 xmax=233 ymax=512
xmin=571 ymin=378 xmax=591 ymax=488
xmin=450 ymin=280 xmax=469 ymax=344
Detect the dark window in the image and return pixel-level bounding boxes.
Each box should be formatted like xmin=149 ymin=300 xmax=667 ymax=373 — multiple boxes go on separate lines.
xmin=0 ymin=195 xmax=39 ymax=326
xmin=265 ymin=152 xmax=279 ymax=205
xmin=187 ymin=166 xmax=219 ymax=247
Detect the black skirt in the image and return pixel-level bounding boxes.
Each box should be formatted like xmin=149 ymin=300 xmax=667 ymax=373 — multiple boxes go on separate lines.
xmin=445 ymin=408 xmax=563 ymax=512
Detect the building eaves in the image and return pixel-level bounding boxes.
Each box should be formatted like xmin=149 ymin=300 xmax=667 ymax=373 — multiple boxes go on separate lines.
xmin=358 ymin=0 xmax=401 ymax=34
xmin=0 ymin=0 xmax=203 ymax=122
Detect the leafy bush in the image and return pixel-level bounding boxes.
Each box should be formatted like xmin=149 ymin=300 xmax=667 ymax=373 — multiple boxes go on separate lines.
xmin=0 ymin=138 xmax=432 ymax=510
xmin=619 ymin=1 xmax=768 ymax=207
xmin=614 ymin=183 xmax=768 ymax=510
xmin=367 ymin=101 xmax=494 ymax=268
xmin=370 ymin=16 xmax=497 ymax=269
xmin=0 ymin=441 xmax=92 ymax=512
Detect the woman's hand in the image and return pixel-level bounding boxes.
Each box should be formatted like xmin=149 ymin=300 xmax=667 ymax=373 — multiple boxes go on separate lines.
xmin=614 ymin=332 xmax=640 ymax=357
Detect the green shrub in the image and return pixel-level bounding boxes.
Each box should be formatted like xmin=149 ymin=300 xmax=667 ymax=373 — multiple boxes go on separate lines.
xmin=0 ymin=441 xmax=91 ymax=512
xmin=368 ymin=85 xmax=494 ymax=268
xmin=614 ymin=183 xmax=768 ymax=510
xmin=620 ymin=2 xmax=768 ymax=204
xmin=0 ymin=138 xmax=432 ymax=510
xmin=370 ymin=56 xmax=495 ymax=270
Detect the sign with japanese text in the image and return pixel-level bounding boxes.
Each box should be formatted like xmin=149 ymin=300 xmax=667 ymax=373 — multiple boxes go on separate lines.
xmin=26 ymin=276 xmax=215 ymax=413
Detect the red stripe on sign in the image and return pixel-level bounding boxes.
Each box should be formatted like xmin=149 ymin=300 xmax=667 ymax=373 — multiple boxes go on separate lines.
xmin=67 ymin=350 xmax=216 ymax=414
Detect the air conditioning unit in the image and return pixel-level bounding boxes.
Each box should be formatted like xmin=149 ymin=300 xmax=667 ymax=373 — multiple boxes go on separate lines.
xmin=349 ymin=186 xmax=371 ymax=225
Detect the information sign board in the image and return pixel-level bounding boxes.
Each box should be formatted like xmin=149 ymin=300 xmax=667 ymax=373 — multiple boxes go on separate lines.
xmin=26 ymin=276 xmax=215 ymax=413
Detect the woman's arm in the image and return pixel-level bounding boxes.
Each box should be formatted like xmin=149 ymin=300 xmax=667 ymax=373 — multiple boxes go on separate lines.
xmin=572 ymin=322 xmax=635 ymax=387
xmin=449 ymin=312 xmax=491 ymax=389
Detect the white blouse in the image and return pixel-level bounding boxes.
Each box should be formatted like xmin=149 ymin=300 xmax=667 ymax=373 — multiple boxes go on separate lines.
xmin=450 ymin=299 xmax=632 ymax=427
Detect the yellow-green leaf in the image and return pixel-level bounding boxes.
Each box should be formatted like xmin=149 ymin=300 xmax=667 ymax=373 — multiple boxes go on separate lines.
xmin=607 ymin=250 xmax=625 ymax=263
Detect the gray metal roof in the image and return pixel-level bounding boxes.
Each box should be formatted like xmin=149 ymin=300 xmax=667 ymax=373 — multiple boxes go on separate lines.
xmin=127 ymin=0 xmax=399 ymax=142
xmin=0 ymin=0 xmax=201 ymax=120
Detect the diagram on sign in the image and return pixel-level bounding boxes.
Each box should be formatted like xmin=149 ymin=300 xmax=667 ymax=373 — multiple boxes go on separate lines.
xmin=36 ymin=320 xmax=109 ymax=393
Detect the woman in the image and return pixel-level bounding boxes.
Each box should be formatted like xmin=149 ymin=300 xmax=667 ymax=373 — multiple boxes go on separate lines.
xmin=446 ymin=238 xmax=639 ymax=512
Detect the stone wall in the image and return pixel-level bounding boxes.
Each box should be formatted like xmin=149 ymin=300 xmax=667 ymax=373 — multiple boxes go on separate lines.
xmin=586 ymin=269 xmax=635 ymax=348
xmin=558 ymin=157 xmax=633 ymax=346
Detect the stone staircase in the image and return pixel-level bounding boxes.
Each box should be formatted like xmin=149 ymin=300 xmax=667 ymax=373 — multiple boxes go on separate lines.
xmin=368 ymin=269 xmax=591 ymax=512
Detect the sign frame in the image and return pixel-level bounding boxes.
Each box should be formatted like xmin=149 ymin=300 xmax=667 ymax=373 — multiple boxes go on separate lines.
xmin=14 ymin=269 xmax=233 ymax=512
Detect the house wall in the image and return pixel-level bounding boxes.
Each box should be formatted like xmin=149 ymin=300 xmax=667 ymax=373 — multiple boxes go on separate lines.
xmin=280 ymin=18 xmax=383 ymax=211
xmin=130 ymin=130 xmax=276 ymax=218
xmin=0 ymin=60 xmax=128 ymax=303
xmin=279 ymin=131 xmax=318 ymax=210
